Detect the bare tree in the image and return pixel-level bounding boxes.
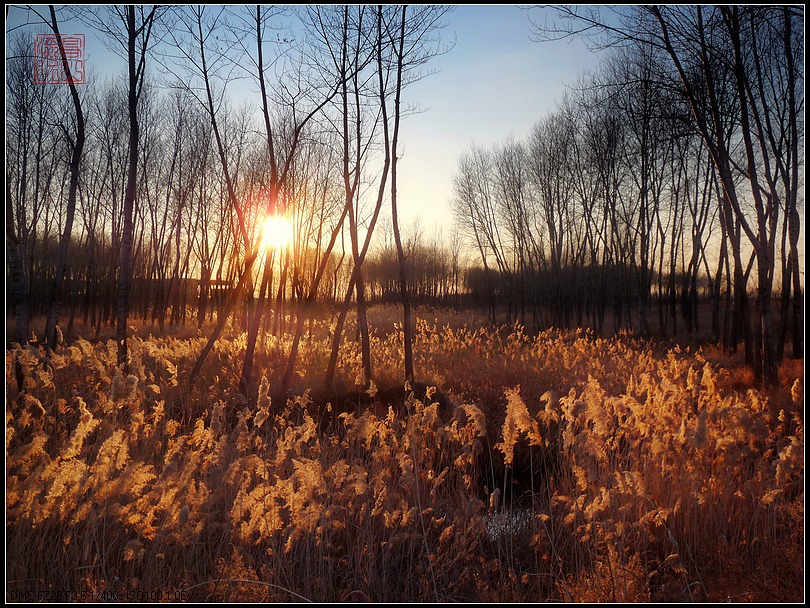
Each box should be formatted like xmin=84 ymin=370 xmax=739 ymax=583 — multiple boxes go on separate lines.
xmin=21 ymin=6 xmax=87 ymax=350
xmin=385 ymin=5 xmax=451 ymax=382
xmin=531 ymin=5 xmax=803 ymax=384
xmin=318 ymin=4 xmax=388 ymax=391
xmin=452 ymin=146 xmax=508 ymax=324
xmin=164 ymin=6 xmax=344 ymax=391
xmin=82 ymin=6 xmax=161 ymax=368
xmin=5 ymin=32 xmax=60 ymax=344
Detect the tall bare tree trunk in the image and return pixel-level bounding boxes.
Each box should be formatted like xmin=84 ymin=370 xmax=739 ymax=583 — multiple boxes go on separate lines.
xmin=239 ymin=5 xmax=280 ymax=393
xmin=6 ymin=181 xmax=28 ymax=345
xmin=45 ymin=5 xmax=85 ymax=350
xmin=241 ymin=250 xmax=274 ymax=394
xmin=789 ymin=206 xmax=802 ymax=358
xmin=105 ymin=6 xmax=159 ymax=369
xmin=281 ymin=202 xmax=350 ymax=397
xmin=389 ymin=6 xmax=415 ymax=383
xmin=725 ymin=6 xmax=778 ymax=385
xmin=783 ymin=7 xmax=803 ymax=359
xmin=116 ymin=7 xmax=140 ymax=369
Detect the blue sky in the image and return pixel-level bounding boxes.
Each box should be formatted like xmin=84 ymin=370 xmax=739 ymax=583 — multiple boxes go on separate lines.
xmin=5 ymin=5 xmax=604 ymax=237
xmin=397 ymin=5 xmax=603 ymax=235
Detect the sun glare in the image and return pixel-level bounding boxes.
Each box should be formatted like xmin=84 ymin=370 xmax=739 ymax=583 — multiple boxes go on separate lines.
xmin=260 ymin=214 xmax=294 ymax=250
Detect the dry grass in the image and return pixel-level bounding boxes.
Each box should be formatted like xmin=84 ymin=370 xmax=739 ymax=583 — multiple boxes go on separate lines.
xmin=5 ymin=310 xmax=804 ymax=602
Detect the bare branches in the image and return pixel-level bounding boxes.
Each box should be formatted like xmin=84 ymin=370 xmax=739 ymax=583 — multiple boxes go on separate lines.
xmin=471 ymin=4 xmax=804 ymax=382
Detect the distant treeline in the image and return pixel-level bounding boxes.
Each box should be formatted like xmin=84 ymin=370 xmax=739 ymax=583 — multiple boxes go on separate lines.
xmin=5 ymin=230 xmax=346 ymax=338
xmin=6 ymin=6 xmax=803 ymax=389
xmin=451 ymin=6 xmax=804 ymax=385
xmin=7 ymin=228 xmax=748 ymax=342
xmin=7 ymin=6 xmax=455 ymax=393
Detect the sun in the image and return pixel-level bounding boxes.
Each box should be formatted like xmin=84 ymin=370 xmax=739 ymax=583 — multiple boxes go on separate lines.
xmin=260 ymin=214 xmax=294 ymax=250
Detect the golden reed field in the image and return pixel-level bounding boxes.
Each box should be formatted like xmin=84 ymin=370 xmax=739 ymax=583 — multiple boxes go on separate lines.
xmin=6 ymin=309 xmax=804 ymax=602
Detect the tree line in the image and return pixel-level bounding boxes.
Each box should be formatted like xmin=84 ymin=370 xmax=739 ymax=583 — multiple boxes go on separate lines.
xmin=6 ymin=5 xmax=803 ymax=391
xmin=6 ymin=5 xmax=450 ymax=395
xmin=452 ymin=5 xmax=803 ymax=385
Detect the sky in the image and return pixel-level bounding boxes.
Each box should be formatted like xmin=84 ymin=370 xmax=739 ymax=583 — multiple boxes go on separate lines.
xmin=5 ymin=5 xmax=605 ymax=238
xmin=396 ymin=5 xmax=603 ymax=235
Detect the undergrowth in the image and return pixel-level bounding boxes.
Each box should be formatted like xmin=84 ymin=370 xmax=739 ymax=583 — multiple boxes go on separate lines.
xmin=6 ymin=317 xmax=804 ymax=602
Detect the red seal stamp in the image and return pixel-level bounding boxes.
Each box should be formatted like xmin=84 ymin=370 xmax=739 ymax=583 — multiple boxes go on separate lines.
xmin=33 ymin=33 xmax=85 ymax=84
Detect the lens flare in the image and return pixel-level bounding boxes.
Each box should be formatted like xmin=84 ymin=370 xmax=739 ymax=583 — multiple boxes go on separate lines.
xmin=260 ymin=214 xmax=294 ymax=250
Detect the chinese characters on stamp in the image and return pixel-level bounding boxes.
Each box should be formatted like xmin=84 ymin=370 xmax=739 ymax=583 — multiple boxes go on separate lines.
xmin=33 ymin=33 xmax=85 ymax=84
